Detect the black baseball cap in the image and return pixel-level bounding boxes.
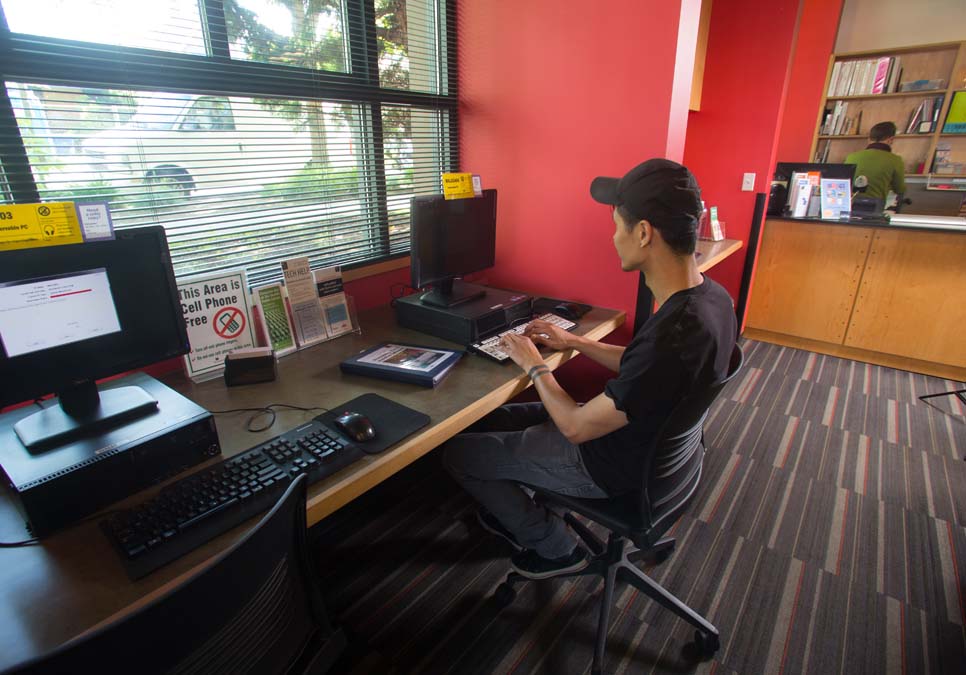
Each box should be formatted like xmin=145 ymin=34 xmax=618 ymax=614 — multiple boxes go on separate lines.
xmin=590 ymin=158 xmax=703 ymax=235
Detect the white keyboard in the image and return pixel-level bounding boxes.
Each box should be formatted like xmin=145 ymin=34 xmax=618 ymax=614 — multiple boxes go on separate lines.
xmin=470 ymin=313 xmax=577 ymax=363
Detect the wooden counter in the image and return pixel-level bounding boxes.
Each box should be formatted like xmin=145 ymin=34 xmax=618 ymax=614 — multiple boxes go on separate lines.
xmin=745 ymin=217 xmax=966 ymax=381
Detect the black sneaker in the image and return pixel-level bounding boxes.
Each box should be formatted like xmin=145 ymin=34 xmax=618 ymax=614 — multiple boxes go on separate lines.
xmin=476 ymin=508 xmax=523 ymax=551
xmin=510 ymin=546 xmax=589 ymax=580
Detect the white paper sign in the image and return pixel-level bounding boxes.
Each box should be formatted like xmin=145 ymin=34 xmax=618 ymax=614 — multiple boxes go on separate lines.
xmin=75 ymin=201 xmax=115 ymax=241
xmin=178 ymin=270 xmax=255 ymax=381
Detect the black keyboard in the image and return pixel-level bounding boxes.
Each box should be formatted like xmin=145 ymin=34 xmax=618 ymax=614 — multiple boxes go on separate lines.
xmin=101 ymin=418 xmax=364 ymax=579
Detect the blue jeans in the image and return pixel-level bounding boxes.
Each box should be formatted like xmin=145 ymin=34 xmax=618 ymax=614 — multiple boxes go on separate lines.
xmin=442 ymin=403 xmax=608 ymax=559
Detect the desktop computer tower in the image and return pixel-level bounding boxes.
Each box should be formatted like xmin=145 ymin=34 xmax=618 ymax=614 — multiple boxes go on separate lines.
xmin=0 ymin=373 xmax=221 ymax=537
xmin=394 ymin=284 xmax=532 ymax=344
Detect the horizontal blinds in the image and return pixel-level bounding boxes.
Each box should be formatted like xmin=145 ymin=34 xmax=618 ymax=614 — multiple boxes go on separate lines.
xmin=0 ymin=0 xmax=458 ymax=284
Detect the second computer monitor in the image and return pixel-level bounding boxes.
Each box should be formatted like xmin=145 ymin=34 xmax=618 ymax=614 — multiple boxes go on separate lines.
xmin=410 ymin=189 xmax=497 ymax=308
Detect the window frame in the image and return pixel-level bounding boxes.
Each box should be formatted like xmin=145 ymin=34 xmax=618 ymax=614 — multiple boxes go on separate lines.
xmin=0 ymin=0 xmax=459 ymax=275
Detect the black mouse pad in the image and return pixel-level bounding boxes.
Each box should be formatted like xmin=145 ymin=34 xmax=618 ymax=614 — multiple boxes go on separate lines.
xmin=315 ymin=393 xmax=431 ymax=455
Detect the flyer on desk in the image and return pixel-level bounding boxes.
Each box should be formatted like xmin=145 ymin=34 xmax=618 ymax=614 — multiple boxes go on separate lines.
xmin=282 ymin=256 xmax=328 ymax=348
xmin=340 ymin=343 xmax=464 ymax=387
xmin=314 ymin=266 xmax=354 ymax=338
xmin=820 ymin=178 xmax=852 ymax=220
xmin=251 ymin=282 xmax=298 ymax=358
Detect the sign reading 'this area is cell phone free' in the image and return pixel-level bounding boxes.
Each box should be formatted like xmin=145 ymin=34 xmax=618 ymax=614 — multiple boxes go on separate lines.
xmin=177 ymin=270 xmax=256 ymax=382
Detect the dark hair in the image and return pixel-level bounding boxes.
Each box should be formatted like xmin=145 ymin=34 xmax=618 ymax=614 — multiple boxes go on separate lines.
xmin=616 ymin=204 xmax=698 ymax=256
xmin=870 ymin=121 xmax=897 ymax=142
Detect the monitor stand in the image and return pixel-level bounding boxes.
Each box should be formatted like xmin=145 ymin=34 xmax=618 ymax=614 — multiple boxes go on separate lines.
xmin=419 ymin=279 xmax=486 ymax=308
xmin=14 ymin=380 xmax=158 ymax=451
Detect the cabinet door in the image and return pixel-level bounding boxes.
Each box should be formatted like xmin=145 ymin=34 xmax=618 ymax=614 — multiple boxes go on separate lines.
xmin=746 ymin=220 xmax=872 ymax=343
xmin=845 ymin=229 xmax=966 ymax=367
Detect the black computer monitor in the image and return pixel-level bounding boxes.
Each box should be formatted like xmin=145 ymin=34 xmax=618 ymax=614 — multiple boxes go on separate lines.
xmin=0 ymin=226 xmax=189 ymax=448
xmin=410 ymin=189 xmax=497 ymax=308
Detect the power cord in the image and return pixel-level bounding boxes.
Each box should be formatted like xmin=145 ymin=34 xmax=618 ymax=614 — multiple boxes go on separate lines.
xmin=389 ymin=282 xmax=418 ymax=308
xmin=208 ymin=403 xmax=330 ymax=433
xmin=0 ymin=507 xmax=121 ymax=548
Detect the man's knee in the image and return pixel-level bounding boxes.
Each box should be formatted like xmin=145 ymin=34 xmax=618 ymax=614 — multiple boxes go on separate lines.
xmin=441 ymin=436 xmax=478 ymax=480
xmin=441 ymin=433 xmax=502 ymax=482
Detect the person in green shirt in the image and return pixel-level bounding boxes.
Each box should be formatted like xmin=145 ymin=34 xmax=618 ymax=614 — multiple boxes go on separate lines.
xmin=845 ymin=121 xmax=906 ymax=201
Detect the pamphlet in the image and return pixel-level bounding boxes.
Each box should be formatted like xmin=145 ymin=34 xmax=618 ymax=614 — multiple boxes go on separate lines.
xmin=177 ymin=269 xmax=256 ymax=382
xmin=791 ymin=175 xmax=812 ymax=217
xmin=251 ymin=283 xmax=298 ymax=357
xmin=709 ymin=206 xmax=724 ymax=241
xmin=313 ymin=266 xmax=354 ymax=338
xmin=281 ymin=256 xmax=328 ymax=347
xmin=820 ymin=179 xmax=852 ymax=220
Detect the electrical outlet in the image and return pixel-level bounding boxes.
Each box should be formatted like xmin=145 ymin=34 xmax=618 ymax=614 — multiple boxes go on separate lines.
xmin=741 ymin=173 xmax=756 ymax=192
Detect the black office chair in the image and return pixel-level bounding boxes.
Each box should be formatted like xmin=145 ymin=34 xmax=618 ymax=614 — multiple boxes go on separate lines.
xmin=4 ymin=474 xmax=345 ymax=675
xmin=493 ymin=344 xmax=744 ymax=675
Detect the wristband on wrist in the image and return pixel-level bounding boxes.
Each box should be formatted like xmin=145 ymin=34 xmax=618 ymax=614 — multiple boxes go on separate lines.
xmin=527 ymin=364 xmax=550 ymax=380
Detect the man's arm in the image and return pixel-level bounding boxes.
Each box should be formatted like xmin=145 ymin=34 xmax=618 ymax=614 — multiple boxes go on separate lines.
xmin=501 ymin=332 xmax=629 ymax=443
xmin=532 ymin=379 xmax=628 ymax=444
xmin=892 ymin=155 xmax=906 ymax=196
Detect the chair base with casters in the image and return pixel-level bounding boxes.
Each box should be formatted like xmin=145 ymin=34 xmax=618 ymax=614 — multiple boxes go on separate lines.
xmin=492 ymin=501 xmax=719 ymax=675
xmin=918 ymin=389 xmax=966 ymax=406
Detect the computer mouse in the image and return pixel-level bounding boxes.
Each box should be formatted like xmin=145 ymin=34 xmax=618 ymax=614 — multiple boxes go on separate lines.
xmin=333 ymin=411 xmax=376 ymax=443
xmin=553 ymin=303 xmax=580 ymax=322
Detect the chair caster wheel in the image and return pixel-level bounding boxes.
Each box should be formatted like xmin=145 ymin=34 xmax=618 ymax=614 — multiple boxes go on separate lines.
xmin=692 ymin=630 xmax=720 ymax=658
xmin=651 ymin=547 xmax=673 ymax=564
xmin=493 ymin=583 xmax=517 ymax=608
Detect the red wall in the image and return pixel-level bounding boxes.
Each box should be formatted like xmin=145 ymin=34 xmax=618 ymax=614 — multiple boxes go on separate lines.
xmin=456 ymin=0 xmax=686 ymax=339
xmin=775 ymin=0 xmax=845 ymax=165
xmin=683 ymin=0 xmax=803 ymax=298
xmin=683 ymin=0 xmax=844 ymax=303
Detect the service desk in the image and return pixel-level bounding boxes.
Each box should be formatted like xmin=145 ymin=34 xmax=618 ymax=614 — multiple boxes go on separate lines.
xmin=745 ymin=216 xmax=966 ymax=381
xmin=0 ymin=301 xmax=625 ymax=671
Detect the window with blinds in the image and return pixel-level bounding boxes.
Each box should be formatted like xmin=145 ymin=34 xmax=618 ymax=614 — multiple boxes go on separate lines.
xmin=0 ymin=0 xmax=457 ymax=284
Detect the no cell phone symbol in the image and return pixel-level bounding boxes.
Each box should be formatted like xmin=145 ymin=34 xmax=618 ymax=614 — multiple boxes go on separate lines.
xmin=213 ymin=306 xmax=246 ymax=339
xmin=37 ymin=206 xmax=51 ymax=216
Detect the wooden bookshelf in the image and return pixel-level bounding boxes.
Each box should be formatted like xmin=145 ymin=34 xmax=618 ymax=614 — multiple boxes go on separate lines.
xmin=811 ymin=41 xmax=966 ymax=176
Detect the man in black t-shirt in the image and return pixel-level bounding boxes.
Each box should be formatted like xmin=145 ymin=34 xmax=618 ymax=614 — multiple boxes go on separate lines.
xmin=443 ymin=159 xmax=737 ymax=580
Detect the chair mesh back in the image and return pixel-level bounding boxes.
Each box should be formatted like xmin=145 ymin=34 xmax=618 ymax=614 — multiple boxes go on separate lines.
xmin=640 ymin=345 xmax=743 ymax=541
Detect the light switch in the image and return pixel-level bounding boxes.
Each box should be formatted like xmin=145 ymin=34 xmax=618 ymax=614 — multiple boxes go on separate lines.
xmin=741 ymin=173 xmax=756 ymax=192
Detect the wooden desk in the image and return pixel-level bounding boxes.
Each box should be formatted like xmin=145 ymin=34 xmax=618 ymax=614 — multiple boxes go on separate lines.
xmin=0 ymin=302 xmax=625 ymax=670
xmin=745 ymin=217 xmax=966 ymax=380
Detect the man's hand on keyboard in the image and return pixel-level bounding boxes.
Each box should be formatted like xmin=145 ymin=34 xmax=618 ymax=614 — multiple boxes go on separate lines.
xmin=524 ymin=320 xmax=572 ymax=351
xmin=500 ymin=331 xmax=543 ymax=371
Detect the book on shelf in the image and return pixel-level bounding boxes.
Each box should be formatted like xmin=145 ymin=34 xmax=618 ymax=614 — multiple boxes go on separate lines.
xmin=828 ymin=62 xmax=842 ymax=97
xmin=340 ymin=342 xmax=464 ymax=387
xmin=919 ymin=98 xmax=935 ymax=133
xmin=942 ymin=91 xmax=966 ymax=133
xmin=887 ymin=58 xmax=902 ymax=93
xmin=906 ymin=100 xmax=925 ymax=133
xmin=871 ymin=56 xmax=891 ymax=94
xmin=829 ymin=56 xmax=907 ymax=97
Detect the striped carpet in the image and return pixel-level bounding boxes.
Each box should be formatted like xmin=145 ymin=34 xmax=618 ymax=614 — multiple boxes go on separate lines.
xmin=312 ymin=339 xmax=966 ymax=674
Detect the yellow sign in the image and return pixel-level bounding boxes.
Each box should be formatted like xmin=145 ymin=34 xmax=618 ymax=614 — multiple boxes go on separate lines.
xmin=442 ymin=173 xmax=481 ymax=200
xmin=0 ymin=202 xmax=83 ymax=252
